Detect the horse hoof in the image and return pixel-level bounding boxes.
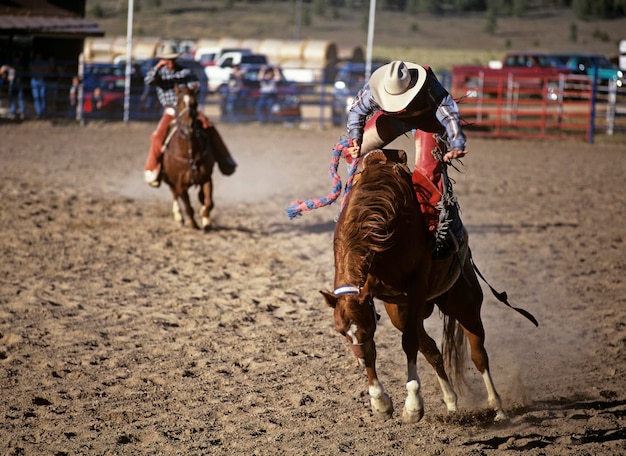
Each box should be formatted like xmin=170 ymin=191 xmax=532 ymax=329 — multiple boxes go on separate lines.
xmin=372 ymin=409 xmax=393 ymax=420
xmin=370 ymin=394 xmax=393 ymax=420
xmin=494 ymin=410 xmax=509 ymax=422
xmin=402 ymin=406 xmax=424 ymax=423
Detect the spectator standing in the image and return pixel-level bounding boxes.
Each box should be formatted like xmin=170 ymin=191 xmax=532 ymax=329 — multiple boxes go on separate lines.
xmin=226 ymin=64 xmax=244 ymax=121
xmin=255 ymin=65 xmax=280 ymax=123
xmin=0 ymin=60 xmax=25 ymax=119
xmin=68 ymin=75 xmax=80 ymax=118
xmin=29 ymin=53 xmax=49 ymax=118
xmin=92 ymin=87 xmax=103 ymax=113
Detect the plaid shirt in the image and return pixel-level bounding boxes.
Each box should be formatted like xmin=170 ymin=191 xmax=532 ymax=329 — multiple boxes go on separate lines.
xmin=347 ymin=70 xmax=466 ymax=151
xmin=144 ymin=62 xmax=196 ymax=108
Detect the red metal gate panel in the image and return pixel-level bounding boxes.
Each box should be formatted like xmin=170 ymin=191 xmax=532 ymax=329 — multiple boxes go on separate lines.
xmin=451 ymin=69 xmax=593 ymax=140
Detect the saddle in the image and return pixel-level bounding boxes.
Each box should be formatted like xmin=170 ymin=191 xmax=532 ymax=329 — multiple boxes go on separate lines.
xmin=376 ymin=229 xmax=469 ymax=304
xmin=353 ymin=148 xmax=412 ymax=186
xmin=358 ymin=148 xmax=411 ymax=172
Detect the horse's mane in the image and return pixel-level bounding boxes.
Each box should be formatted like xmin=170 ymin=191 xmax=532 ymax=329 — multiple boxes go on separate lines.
xmin=339 ymin=162 xmax=416 ymax=267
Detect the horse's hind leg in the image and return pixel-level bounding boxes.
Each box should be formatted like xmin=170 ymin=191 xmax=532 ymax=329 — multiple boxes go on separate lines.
xmin=416 ymin=322 xmax=458 ymax=413
xmin=198 ymin=180 xmax=214 ymax=230
xmin=449 ymin=258 xmax=508 ymax=421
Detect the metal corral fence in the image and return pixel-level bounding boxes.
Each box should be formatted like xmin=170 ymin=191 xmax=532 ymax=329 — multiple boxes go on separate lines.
xmin=449 ymin=69 xmax=626 ymax=141
xmin=3 ymin=62 xmax=626 ymax=141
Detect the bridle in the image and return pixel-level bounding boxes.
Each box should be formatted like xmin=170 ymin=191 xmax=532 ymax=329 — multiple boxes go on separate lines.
xmin=333 ymin=284 xmax=378 ymax=348
xmin=175 ymin=92 xmax=195 ymax=139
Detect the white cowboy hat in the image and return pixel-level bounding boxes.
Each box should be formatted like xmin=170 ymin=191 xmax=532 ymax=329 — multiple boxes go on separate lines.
xmin=156 ymin=44 xmax=180 ymax=60
xmin=369 ymin=61 xmax=427 ymax=112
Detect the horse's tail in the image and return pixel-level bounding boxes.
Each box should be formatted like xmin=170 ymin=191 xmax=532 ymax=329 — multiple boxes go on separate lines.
xmin=442 ymin=314 xmax=469 ymax=394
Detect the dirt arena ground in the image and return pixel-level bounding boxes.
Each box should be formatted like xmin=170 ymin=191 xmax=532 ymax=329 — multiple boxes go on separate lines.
xmin=1 ymin=119 xmax=625 ymax=455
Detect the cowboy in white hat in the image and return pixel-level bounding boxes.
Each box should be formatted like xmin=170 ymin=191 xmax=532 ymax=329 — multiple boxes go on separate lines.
xmin=342 ymin=60 xmax=467 ymax=244
xmin=143 ymin=44 xmax=237 ymax=187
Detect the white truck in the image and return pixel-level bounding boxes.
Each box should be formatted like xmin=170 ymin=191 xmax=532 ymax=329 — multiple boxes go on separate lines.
xmin=205 ymin=51 xmax=268 ymax=93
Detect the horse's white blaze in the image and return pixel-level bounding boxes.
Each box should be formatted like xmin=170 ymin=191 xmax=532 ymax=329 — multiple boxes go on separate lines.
xmin=437 ymin=377 xmax=458 ymax=412
xmin=347 ymin=323 xmax=359 ymax=345
xmin=172 ymin=201 xmax=183 ymax=224
xmin=183 ymin=93 xmax=190 ymax=107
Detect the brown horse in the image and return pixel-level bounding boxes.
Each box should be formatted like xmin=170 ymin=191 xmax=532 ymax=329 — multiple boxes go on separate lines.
xmin=320 ymin=149 xmax=515 ymax=423
xmin=161 ymin=84 xmax=215 ymax=230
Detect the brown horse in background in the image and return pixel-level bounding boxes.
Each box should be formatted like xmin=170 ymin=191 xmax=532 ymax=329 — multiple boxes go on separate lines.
xmin=161 ymin=84 xmax=215 ymax=230
xmin=320 ymin=149 xmax=513 ymax=423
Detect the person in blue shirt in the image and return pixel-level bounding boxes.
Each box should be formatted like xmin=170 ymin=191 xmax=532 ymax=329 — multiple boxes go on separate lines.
xmin=342 ymin=60 xmax=467 ymax=239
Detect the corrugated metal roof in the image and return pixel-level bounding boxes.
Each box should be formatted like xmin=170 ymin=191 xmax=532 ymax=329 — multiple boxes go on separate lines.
xmin=0 ymin=15 xmax=104 ymax=37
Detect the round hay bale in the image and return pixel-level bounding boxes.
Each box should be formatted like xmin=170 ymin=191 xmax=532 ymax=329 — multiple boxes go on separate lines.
xmin=195 ymin=38 xmax=220 ymax=49
xmin=239 ymin=39 xmax=262 ymax=53
xmin=279 ymin=41 xmax=306 ymax=61
xmin=133 ymin=38 xmax=161 ymax=60
xmin=302 ymin=41 xmax=338 ymax=66
xmin=217 ymin=37 xmax=244 ymax=49
xmin=257 ymin=39 xmax=284 ymax=63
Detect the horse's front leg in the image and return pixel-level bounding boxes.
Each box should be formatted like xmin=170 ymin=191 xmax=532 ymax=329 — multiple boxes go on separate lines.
xmin=402 ymin=324 xmax=424 ymax=423
xmin=179 ymin=190 xmax=200 ymax=229
xmin=384 ymin=301 xmax=425 ymax=423
xmin=198 ymin=180 xmax=214 ymax=230
xmin=356 ymin=340 xmax=394 ymax=419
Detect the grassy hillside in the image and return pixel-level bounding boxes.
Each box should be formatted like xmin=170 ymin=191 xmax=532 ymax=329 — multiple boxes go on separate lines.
xmin=85 ymin=0 xmax=626 ymax=71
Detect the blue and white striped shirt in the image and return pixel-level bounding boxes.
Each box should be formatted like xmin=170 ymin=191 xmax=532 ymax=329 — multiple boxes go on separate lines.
xmin=347 ymin=71 xmax=466 ymax=151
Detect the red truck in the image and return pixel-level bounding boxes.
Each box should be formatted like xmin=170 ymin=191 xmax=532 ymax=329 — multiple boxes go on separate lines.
xmin=451 ymin=51 xmax=584 ymax=101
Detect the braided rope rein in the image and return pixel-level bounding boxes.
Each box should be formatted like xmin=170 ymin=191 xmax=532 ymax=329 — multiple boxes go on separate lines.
xmin=286 ymin=138 xmax=359 ymax=220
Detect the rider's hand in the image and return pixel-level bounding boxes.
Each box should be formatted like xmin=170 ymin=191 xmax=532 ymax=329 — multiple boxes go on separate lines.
xmin=444 ymin=148 xmax=467 ymax=162
xmin=347 ymin=138 xmax=361 ymax=159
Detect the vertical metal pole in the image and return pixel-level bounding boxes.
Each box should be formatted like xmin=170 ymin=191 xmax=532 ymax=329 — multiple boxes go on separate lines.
xmin=294 ymin=0 xmax=302 ymax=40
xmin=123 ymin=0 xmax=134 ymax=122
xmin=77 ymin=53 xmax=85 ymax=126
xmin=606 ymin=78 xmax=616 ymax=136
xmin=588 ymin=57 xmax=598 ymax=143
xmin=365 ymin=0 xmax=376 ymax=81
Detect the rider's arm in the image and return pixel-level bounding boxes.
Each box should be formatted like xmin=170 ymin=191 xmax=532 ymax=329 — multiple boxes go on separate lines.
xmin=426 ymin=72 xmax=466 ymax=151
xmin=144 ymin=65 xmax=159 ymax=87
xmin=346 ymin=83 xmax=379 ymax=142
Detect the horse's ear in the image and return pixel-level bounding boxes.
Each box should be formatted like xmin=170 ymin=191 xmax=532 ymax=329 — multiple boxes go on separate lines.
xmin=320 ymin=289 xmax=338 ymax=308
xmin=174 ymin=84 xmax=180 ymax=94
xmin=190 ymin=81 xmax=200 ymax=91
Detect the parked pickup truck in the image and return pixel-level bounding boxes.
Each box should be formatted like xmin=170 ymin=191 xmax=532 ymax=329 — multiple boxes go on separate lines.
xmin=205 ymin=51 xmax=268 ymax=93
xmin=452 ymin=51 xmax=582 ymax=100
xmin=551 ymin=53 xmax=623 ymax=86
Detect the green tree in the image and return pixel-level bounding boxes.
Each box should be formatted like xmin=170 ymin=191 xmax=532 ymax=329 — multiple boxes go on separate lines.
xmin=483 ymin=7 xmax=497 ymax=34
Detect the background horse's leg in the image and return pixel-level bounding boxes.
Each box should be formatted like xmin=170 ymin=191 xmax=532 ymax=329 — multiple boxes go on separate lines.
xmin=198 ymin=180 xmax=214 ymax=230
xmin=172 ymin=200 xmax=183 ymax=226
xmin=179 ymin=190 xmax=200 ymax=230
xmin=448 ymin=257 xmax=508 ymax=421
